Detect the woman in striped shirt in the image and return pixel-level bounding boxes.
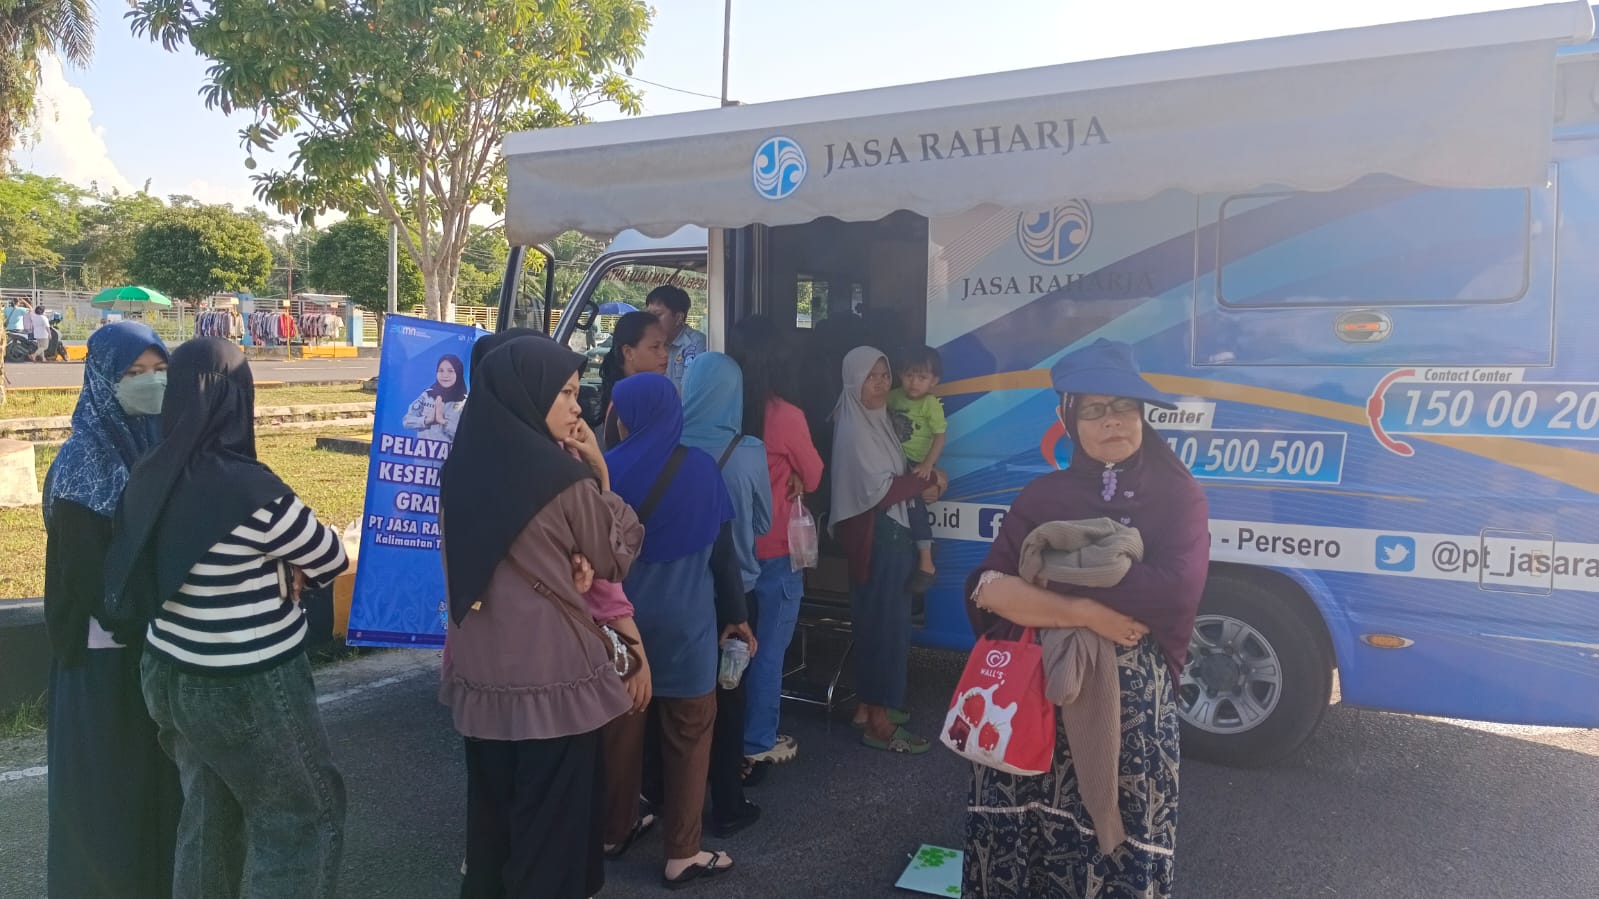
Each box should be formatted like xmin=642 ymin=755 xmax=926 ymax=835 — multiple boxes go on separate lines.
xmin=106 ymin=337 xmax=350 ymax=899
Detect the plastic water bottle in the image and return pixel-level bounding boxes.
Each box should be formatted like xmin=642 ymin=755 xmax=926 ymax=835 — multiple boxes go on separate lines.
xmin=718 ymin=637 xmax=750 ymax=690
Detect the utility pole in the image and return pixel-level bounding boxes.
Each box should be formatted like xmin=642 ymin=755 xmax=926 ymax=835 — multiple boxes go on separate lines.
xmin=720 ymin=0 xmax=733 ymax=106
xmin=387 ymin=223 xmax=399 ymax=315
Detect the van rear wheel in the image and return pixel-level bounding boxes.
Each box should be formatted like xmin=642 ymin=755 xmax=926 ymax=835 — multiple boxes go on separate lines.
xmin=1177 ymin=573 xmax=1332 ymax=768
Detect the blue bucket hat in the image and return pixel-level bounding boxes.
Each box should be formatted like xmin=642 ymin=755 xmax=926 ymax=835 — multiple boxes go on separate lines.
xmin=1049 ymin=339 xmax=1175 ymax=409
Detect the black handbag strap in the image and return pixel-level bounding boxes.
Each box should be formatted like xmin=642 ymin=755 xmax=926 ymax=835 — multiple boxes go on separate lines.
xmin=637 ymin=446 xmax=688 ymax=523
xmin=716 ymin=434 xmax=743 ymax=470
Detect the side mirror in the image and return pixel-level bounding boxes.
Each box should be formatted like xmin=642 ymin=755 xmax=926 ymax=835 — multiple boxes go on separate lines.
xmin=579 ymin=383 xmax=603 ymax=428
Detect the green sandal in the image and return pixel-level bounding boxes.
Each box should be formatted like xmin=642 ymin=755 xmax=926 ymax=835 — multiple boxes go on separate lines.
xmin=862 ymin=726 xmax=931 ymax=754
xmin=852 ymin=707 xmax=911 ymax=728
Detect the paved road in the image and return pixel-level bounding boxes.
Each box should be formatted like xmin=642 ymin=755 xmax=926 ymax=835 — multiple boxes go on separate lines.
xmin=2 ymin=646 xmax=1595 ymax=898
xmin=3 ymin=358 xmax=379 ymax=388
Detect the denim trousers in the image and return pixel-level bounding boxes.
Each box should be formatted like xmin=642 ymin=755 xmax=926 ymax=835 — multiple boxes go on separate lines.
xmin=742 ymin=556 xmax=805 ymax=756
xmin=140 ymin=651 xmax=346 ymax=899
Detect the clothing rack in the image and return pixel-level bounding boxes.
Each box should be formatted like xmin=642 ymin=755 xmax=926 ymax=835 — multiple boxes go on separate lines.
xmin=193 ymin=310 xmax=244 ymax=341
xmin=246 ymin=310 xmax=298 ymax=347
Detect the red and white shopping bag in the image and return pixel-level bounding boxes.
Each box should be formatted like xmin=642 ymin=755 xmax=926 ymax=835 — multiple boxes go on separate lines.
xmin=940 ymin=627 xmax=1055 ymax=775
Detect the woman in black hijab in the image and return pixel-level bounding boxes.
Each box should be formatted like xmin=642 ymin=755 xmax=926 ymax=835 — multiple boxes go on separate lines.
xmin=105 ymin=337 xmax=351 ymax=898
xmin=440 ymin=337 xmax=645 ymax=899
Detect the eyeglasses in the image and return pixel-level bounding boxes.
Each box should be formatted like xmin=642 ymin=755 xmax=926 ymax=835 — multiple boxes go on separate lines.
xmin=1076 ymin=397 xmax=1143 ymax=421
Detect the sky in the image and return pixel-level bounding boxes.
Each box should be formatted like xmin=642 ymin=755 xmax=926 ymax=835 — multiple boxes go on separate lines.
xmin=14 ymin=0 xmax=1534 ymax=219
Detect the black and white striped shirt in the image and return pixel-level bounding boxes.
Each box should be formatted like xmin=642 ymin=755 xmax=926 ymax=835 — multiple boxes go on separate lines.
xmin=146 ymin=494 xmax=349 ymax=674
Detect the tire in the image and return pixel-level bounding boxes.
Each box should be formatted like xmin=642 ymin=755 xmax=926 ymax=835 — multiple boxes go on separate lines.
xmin=1177 ymin=572 xmax=1333 ymax=768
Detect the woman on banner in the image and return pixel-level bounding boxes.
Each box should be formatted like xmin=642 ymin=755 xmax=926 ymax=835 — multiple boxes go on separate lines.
xmin=830 ymin=346 xmax=942 ymax=754
xmin=597 ymin=310 xmax=670 ymax=446
xmin=439 ymin=337 xmax=646 ymax=899
xmin=681 ymin=352 xmax=772 ymax=836
xmin=104 ymin=338 xmax=350 ymax=897
xmin=961 ymin=339 xmax=1209 ymax=899
xmin=601 ymin=373 xmax=754 ymax=889
xmin=42 ymin=321 xmax=180 ymax=898
xmin=403 ymin=353 xmax=468 ymax=443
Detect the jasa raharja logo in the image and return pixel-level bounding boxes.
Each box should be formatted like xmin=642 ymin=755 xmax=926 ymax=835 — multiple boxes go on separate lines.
xmin=752 ymin=136 xmax=806 ymax=200
xmin=1016 ymin=201 xmax=1093 ymax=266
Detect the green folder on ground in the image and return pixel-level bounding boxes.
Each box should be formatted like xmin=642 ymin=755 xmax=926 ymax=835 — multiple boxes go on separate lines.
xmin=896 ymin=845 xmax=963 ymax=896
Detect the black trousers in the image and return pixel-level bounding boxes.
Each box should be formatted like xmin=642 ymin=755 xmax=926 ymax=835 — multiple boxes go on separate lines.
xmin=461 ymin=730 xmax=604 ymax=899
xmin=708 ymin=591 xmax=758 ymax=822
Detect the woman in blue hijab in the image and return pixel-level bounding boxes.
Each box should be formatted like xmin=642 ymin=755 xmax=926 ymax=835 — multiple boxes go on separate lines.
xmin=599 ymin=373 xmax=753 ymax=888
xmin=41 ymin=321 xmax=180 ymax=897
xmin=681 ymin=352 xmax=772 ymax=836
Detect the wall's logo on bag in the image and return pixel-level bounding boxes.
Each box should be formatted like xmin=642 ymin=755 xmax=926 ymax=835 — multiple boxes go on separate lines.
xmin=1016 ymin=201 xmax=1093 ymax=265
xmin=984 ymin=649 xmax=1012 ymax=669
xmin=753 ymin=136 xmax=807 ymax=200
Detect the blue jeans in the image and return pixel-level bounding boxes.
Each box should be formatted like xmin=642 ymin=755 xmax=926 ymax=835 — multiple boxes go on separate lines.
xmin=742 ymin=557 xmax=804 ymax=756
xmin=140 ymin=652 xmax=346 ymax=899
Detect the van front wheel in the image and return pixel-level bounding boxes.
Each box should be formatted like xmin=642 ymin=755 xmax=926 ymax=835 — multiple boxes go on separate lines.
xmin=1176 ymin=574 xmax=1332 ymax=768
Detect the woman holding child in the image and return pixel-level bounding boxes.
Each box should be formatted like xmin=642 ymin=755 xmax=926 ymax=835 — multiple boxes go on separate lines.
xmin=961 ymin=339 xmax=1210 ymax=898
xmin=829 ymin=346 xmax=944 ymax=754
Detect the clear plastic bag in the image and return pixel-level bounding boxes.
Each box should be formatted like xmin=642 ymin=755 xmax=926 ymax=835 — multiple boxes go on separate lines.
xmin=788 ymin=494 xmax=819 ymax=571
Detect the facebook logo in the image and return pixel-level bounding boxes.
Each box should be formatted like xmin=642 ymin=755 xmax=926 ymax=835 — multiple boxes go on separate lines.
xmin=1374 ymin=535 xmax=1416 ymax=572
xmin=979 ymin=508 xmax=1007 ymax=540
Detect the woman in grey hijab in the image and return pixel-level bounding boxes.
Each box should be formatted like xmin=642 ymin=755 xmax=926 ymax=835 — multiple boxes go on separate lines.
xmin=829 ymin=346 xmax=942 ymax=753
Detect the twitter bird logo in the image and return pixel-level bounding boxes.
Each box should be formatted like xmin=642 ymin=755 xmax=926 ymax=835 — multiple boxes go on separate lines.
xmin=1375 ymin=536 xmax=1416 ymax=572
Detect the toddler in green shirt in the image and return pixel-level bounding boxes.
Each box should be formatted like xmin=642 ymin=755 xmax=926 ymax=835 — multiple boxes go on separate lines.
xmin=888 ymin=346 xmax=948 ymax=592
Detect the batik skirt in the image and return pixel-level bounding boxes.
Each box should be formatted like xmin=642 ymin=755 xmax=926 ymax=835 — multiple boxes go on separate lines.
xmin=964 ymin=638 xmax=1179 ymax=899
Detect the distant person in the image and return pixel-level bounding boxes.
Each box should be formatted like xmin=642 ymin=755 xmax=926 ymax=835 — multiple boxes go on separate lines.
xmin=4 ymin=298 xmax=26 ymax=332
xmin=41 ymin=321 xmax=179 ymax=898
xmin=403 ymin=353 xmax=468 ymax=442
xmin=644 ymin=284 xmax=706 ymax=392
xmin=104 ymin=338 xmax=351 ymax=898
xmin=597 ymin=310 xmax=669 ymax=446
xmin=26 ymin=303 xmax=53 ymax=361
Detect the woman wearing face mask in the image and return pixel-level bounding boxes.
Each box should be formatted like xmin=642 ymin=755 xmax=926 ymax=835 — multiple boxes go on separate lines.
xmin=403 ymin=353 xmax=468 ymax=442
xmin=597 ymin=310 xmax=670 ymax=447
xmin=42 ymin=322 xmax=180 ymax=898
xmin=830 ymin=347 xmax=943 ymax=754
xmin=104 ymin=338 xmax=350 ymax=898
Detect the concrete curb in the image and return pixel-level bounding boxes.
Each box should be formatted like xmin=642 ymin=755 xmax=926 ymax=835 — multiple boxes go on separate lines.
xmin=0 ymin=602 xmax=47 ymax=716
xmin=0 ymin=403 xmax=376 ymax=442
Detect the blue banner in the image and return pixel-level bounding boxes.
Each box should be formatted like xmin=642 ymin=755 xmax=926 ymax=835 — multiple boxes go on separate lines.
xmin=347 ymin=315 xmax=485 ymax=648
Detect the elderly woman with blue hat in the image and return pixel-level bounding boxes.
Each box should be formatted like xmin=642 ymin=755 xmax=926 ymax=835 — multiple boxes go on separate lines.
xmin=42 ymin=321 xmax=180 ymax=897
xmin=961 ymin=339 xmax=1210 ymax=899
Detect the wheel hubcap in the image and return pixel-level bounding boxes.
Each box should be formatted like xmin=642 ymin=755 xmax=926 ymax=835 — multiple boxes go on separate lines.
xmin=1178 ymin=614 xmax=1283 ymax=735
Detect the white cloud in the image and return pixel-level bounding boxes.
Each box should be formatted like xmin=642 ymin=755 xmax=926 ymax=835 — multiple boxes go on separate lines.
xmin=19 ymin=55 xmax=134 ymax=193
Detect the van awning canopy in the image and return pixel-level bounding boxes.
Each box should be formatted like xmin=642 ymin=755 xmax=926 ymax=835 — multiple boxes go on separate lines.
xmin=505 ymin=2 xmax=1595 ymax=245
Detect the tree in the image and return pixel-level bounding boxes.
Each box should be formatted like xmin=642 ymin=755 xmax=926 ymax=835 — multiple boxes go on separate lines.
xmin=0 ymin=171 xmax=80 ymax=272
xmin=63 ymin=186 xmax=166 ymax=288
xmin=0 ymin=0 xmax=95 ymax=165
xmin=129 ymin=204 xmax=272 ymax=301
xmin=129 ymin=0 xmax=651 ymax=319
xmin=308 ymin=216 xmax=422 ymax=314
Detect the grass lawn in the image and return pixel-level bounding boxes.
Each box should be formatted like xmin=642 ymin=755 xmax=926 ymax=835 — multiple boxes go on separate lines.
xmin=0 ymin=384 xmax=373 ymax=421
xmin=0 ymin=428 xmax=371 ymax=600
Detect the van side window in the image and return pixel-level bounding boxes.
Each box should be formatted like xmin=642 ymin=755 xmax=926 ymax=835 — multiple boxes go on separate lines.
xmin=1216 ymin=185 xmax=1531 ymax=308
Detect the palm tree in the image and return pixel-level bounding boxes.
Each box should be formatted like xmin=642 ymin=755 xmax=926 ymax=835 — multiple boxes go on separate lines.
xmin=0 ymin=0 xmax=95 ymax=165
xmin=0 ymin=1 xmax=92 ymax=405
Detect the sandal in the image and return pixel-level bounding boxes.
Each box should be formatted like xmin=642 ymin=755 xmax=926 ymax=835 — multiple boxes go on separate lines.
xmin=662 ymin=851 xmax=734 ymax=890
xmin=851 ymin=707 xmax=910 ymax=729
xmin=603 ymin=812 xmax=656 ymax=860
xmin=861 ymin=725 xmax=931 ymax=754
